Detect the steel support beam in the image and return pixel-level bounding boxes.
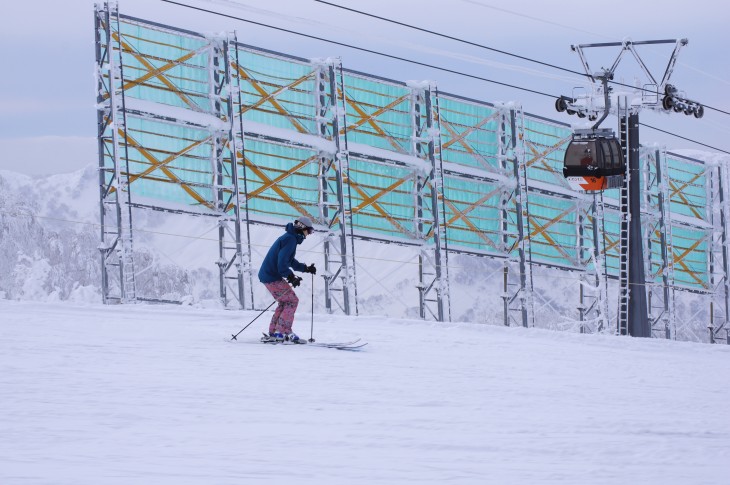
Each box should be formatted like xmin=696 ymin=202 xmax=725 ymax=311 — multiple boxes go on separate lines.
xmin=96 ymin=2 xmax=137 ymax=304
xmin=578 ymin=195 xmax=606 ymax=333
xmin=318 ymin=61 xmax=358 ymax=315
xmin=499 ymin=106 xmax=531 ymax=328
xmin=216 ymin=36 xmax=253 ymax=309
xmin=709 ymin=165 xmax=730 ymax=343
xmin=627 ymin=112 xmax=651 ymax=337
xmin=649 ymin=149 xmax=674 ymax=338
xmin=413 ymin=83 xmax=449 ymax=322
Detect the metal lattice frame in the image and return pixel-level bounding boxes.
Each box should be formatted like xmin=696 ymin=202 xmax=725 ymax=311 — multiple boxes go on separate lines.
xmin=413 ymin=83 xmax=450 ymax=321
xmin=96 ymin=3 xmax=136 ymax=304
xmin=643 ymin=148 xmax=673 ymax=338
xmin=95 ymin=4 xmax=256 ymax=307
xmin=93 ymin=4 xmax=728 ymax=342
xmin=317 ymin=60 xmax=358 ymax=315
xmin=707 ymin=164 xmax=730 ymax=343
xmin=219 ymin=35 xmax=254 ymax=310
xmin=656 ymin=149 xmax=678 ymax=337
xmin=578 ymin=194 xmax=610 ymax=333
xmin=498 ymin=106 xmax=532 ymax=327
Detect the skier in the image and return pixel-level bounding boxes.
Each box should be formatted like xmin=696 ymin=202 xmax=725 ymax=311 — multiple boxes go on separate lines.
xmin=258 ymin=216 xmax=317 ymax=342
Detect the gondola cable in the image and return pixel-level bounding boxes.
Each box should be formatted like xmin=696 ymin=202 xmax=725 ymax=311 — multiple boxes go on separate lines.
xmin=313 ymin=0 xmax=730 ymax=117
xmin=159 ymin=0 xmax=730 ymax=157
xmin=160 ymin=0 xmax=559 ymax=99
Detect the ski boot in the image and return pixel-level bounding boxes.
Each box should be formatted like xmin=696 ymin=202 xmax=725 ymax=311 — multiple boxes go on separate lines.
xmin=261 ymin=332 xmax=285 ymax=343
xmin=285 ymin=332 xmax=302 ymax=343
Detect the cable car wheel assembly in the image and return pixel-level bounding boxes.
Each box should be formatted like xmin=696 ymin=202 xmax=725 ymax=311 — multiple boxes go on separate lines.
xmin=555 ymin=38 xmax=702 ymax=193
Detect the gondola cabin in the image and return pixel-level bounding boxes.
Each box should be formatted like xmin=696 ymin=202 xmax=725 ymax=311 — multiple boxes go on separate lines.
xmin=563 ymin=128 xmax=625 ymax=192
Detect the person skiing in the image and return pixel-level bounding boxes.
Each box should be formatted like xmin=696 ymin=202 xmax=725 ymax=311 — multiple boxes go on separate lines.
xmin=258 ymin=216 xmax=317 ymax=342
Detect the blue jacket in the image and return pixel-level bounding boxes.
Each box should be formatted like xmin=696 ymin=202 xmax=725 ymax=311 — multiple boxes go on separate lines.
xmin=258 ymin=223 xmax=308 ymax=283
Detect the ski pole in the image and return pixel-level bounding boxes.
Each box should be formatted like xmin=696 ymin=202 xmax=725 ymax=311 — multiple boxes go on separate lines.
xmin=309 ymin=273 xmax=315 ymax=342
xmin=230 ymin=300 xmax=276 ymax=341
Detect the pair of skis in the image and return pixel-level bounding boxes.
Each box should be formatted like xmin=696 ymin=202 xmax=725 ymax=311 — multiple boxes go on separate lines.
xmin=260 ymin=333 xmax=367 ymax=351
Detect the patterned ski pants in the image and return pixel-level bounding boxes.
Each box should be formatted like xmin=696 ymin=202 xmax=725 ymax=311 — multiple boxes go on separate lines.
xmin=263 ymin=279 xmax=299 ymax=334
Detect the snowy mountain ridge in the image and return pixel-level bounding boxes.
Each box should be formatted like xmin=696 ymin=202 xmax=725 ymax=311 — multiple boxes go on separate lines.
xmin=0 ymin=164 xmax=204 ymax=303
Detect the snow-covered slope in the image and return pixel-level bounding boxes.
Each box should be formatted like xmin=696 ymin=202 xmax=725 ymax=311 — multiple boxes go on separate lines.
xmin=1 ymin=300 xmax=728 ymax=484
xmin=0 ymin=166 xmax=101 ymax=301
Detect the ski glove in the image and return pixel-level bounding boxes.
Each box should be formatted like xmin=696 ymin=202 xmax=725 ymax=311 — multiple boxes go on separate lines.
xmin=286 ymin=273 xmax=302 ymax=288
xmin=305 ymin=264 xmax=317 ymax=275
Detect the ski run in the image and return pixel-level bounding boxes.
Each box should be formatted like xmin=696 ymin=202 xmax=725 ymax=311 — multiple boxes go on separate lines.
xmin=1 ymin=299 xmax=729 ymax=484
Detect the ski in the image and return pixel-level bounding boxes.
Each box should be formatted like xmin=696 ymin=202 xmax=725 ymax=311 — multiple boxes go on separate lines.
xmin=305 ymin=341 xmax=367 ymax=351
xmin=260 ymin=333 xmax=366 ymax=351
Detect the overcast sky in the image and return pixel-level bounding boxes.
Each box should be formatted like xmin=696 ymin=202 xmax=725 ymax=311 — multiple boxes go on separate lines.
xmin=1 ymin=0 xmax=728 ymax=175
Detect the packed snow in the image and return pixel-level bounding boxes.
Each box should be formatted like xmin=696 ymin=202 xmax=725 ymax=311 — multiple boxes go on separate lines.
xmin=1 ymin=300 xmax=728 ymax=484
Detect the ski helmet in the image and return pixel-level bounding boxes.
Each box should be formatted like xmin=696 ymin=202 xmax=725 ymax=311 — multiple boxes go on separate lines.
xmin=295 ymin=216 xmax=314 ymax=231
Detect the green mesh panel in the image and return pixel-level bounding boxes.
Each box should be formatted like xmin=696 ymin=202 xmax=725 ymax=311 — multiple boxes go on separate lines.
xmin=124 ymin=116 xmax=214 ymax=207
xmin=240 ymin=138 xmax=320 ymax=221
xmin=666 ymin=154 xmax=708 ymax=222
xmin=523 ymin=117 xmax=571 ymax=186
xmin=438 ymin=96 xmax=500 ymax=172
xmin=662 ymin=153 xmax=709 ymax=289
xmin=441 ymin=175 xmax=502 ymax=254
xmin=342 ymin=74 xmax=412 ymax=154
xmin=118 ymin=17 xmax=212 ymax=113
xmin=234 ymin=48 xmax=319 ymax=135
xmin=523 ymin=194 xmax=578 ymax=266
xmin=348 ymin=156 xmax=416 ymax=239
xmin=671 ymin=226 xmax=709 ymax=289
